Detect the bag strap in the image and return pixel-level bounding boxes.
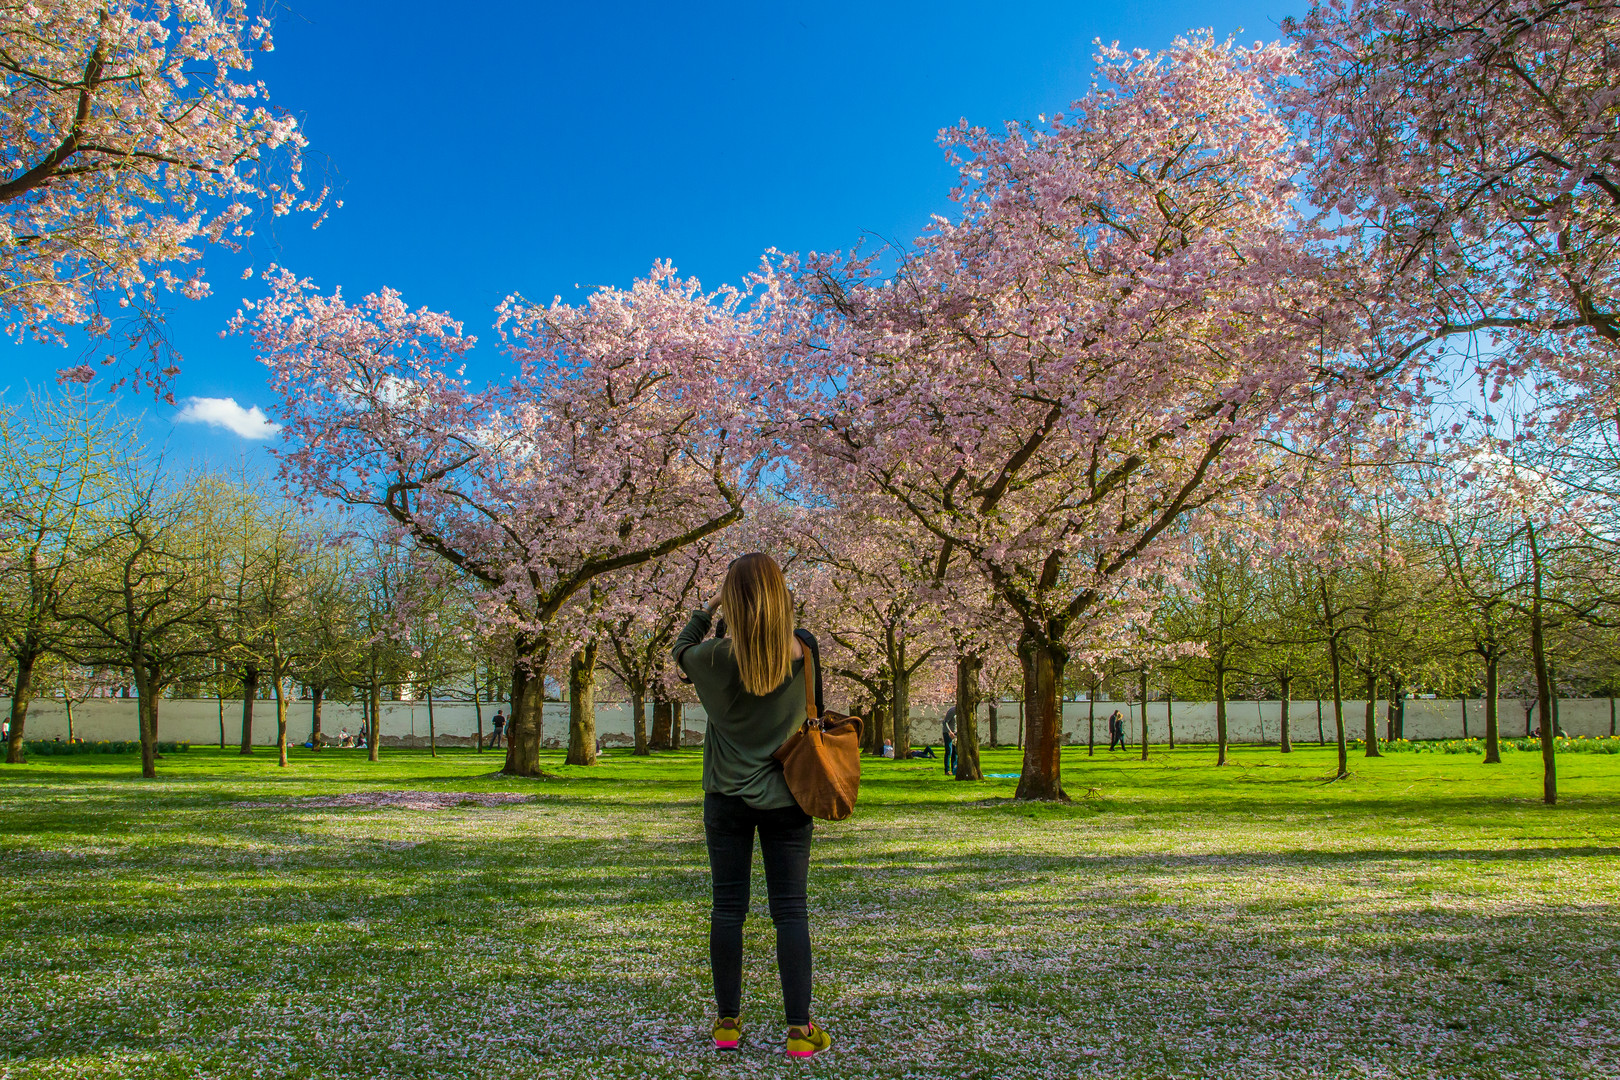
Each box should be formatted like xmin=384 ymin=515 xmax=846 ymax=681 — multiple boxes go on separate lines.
xmin=801 ymin=645 xmax=819 ymax=722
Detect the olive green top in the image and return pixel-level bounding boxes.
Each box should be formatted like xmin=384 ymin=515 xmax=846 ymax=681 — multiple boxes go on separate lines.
xmin=673 ymin=609 xmax=805 ymax=810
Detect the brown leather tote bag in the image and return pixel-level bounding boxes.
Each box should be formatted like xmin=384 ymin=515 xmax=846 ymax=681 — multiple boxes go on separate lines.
xmin=773 ymin=649 xmax=863 ymax=821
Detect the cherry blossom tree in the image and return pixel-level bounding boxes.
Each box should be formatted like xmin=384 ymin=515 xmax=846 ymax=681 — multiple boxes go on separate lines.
xmin=1289 ymin=0 xmax=1620 ymax=399
xmin=245 ymin=263 xmax=767 ymax=777
xmin=783 ymin=35 xmax=1393 ymax=800
xmin=789 ymin=502 xmax=948 ymax=761
xmin=1 ymin=0 xmax=322 ymax=398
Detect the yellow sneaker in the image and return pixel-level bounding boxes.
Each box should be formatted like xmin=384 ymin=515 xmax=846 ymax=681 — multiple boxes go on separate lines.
xmin=712 ymin=1016 xmax=742 ymax=1051
xmin=785 ymin=1022 xmax=831 ymax=1058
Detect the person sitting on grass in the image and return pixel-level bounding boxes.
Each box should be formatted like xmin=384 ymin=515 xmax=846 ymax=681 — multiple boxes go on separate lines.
xmin=881 ymin=739 xmax=895 ymax=758
xmin=673 ymin=552 xmax=832 ymax=1059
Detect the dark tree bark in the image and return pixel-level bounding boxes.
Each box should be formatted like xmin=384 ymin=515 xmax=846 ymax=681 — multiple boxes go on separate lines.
xmin=1088 ymin=675 xmax=1097 ymax=757
xmin=1215 ymin=664 xmax=1230 ymax=765
xmin=310 ymin=685 xmax=325 ymax=750
xmin=427 ymin=686 xmax=437 ymax=758
xmin=368 ymin=674 xmax=382 ymax=763
xmin=1325 ymin=634 xmax=1348 ymax=778
xmin=1527 ymin=526 xmax=1556 ymax=805
xmin=1167 ymin=695 xmax=1175 ymax=750
xmin=632 ymin=687 xmax=649 ymax=756
xmin=1139 ymin=670 xmax=1150 ymax=761
xmin=1363 ymin=671 xmax=1382 ymax=757
xmin=216 ymin=660 xmax=225 ymax=750
xmin=954 ymin=653 xmax=983 ymax=781
xmin=1549 ymin=662 xmax=1561 ymax=736
xmin=566 ymin=642 xmax=599 ymax=766
xmin=1014 ymin=630 xmax=1067 ymax=801
xmin=1278 ymin=674 xmax=1293 ymax=753
xmin=5 ymin=648 xmax=38 ymax=764
xmin=890 ymin=631 xmax=912 ymax=762
xmin=651 ymin=698 xmax=673 ymax=751
xmin=1461 ymin=695 xmax=1469 ymax=740
xmin=273 ymin=673 xmax=290 ymax=768
xmin=503 ymin=640 xmax=550 ymax=776
xmin=1484 ymin=655 xmax=1501 ymax=764
xmin=987 ymin=698 xmax=999 ymax=747
xmin=238 ymin=663 xmax=258 ymax=755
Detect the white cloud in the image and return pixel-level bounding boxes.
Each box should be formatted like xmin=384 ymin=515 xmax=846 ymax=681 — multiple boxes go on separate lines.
xmin=173 ymin=397 xmax=282 ymax=441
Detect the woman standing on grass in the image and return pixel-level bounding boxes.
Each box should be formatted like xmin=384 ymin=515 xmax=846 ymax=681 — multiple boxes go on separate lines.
xmin=672 ymin=552 xmax=831 ymax=1059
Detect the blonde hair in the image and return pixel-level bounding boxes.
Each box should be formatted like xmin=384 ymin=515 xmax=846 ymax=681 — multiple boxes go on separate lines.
xmin=720 ymin=553 xmax=796 ymax=696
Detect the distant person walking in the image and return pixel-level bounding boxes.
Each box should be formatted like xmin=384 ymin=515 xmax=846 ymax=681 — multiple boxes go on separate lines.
xmin=1108 ymin=710 xmax=1125 ymax=751
xmin=942 ymin=707 xmax=958 ymax=774
xmin=489 ymin=710 xmax=506 ymax=748
xmin=673 ymin=552 xmax=831 ymax=1059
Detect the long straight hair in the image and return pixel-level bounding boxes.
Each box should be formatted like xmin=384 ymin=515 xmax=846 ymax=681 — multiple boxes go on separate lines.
xmin=720 ymin=553 xmax=795 ymax=696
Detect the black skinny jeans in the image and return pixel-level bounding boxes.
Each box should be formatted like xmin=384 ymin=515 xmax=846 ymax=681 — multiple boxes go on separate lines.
xmin=703 ymin=792 xmax=813 ymax=1026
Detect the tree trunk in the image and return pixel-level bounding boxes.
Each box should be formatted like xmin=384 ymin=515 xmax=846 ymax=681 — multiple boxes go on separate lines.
xmin=1549 ymin=662 xmax=1561 ymax=736
xmin=673 ymin=702 xmax=684 ymax=747
xmin=5 ymin=648 xmax=38 ymax=764
xmin=1610 ymin=694 xmax=1616 ymax=738
xmin=566 ymin=642 xmax=598 ymax=766
xmin=988 ymin=698 xmax=999 ymax=747
xmin=1167 ymin=695 xmax=1175 ymax=750
xmin=1528 ymin=527 xmax=1556 ymax=805
xmin=1215 ymin=663 xmax=1230 ymax=765
xmin=632 ymin=687 xmax=649 ymax=756
xmin=274 ymin=672 xmax=290 ymax=768
xmin=310 ymin=686 xmax=325 ymax=750
xmin=427 ymin=686 xmax=437 ymax=757
xmin=1461 ymin=695 xmax=1469 ymax=740
xmin=216 ymin=659 xmax=225 ymax=750
xmin=1139 ymin=670 xmax=1149 ymax=761
xmin=1017 ymin=697 xmax=1024 ymax=749
xmin=1279 ymin=674 xmax=1293 ymax=753
xmin=1087 ymin=679 xmax=1096 ymax=757
xmin=474 ymin=672 xmax=484 ymax=754
xmin=239 ymin=663 xmax=258 ymax=755
xmin=138 ymin=689 xmax=159 ymax=780
xmin=869 ymin=690 xmax=889 ymax=756
xmin=64 ymin=695 xmax=74 ymax=742
xmin=368 ymin=676 xmax=382 ymax=763
xmin=1014 ymin=630 xmax=1066 ymax=801
xmin=504 ymin=643 xmax=550 ymax=777
xmin=891 ymin=651 xmax=912 ymax=762
xmin=651 ymin=698 xmax=673 ymax=751
xmin=1316 ymin=697 xmax=1324 ymax=745
xmin=1484 ymin=654 xmax=1501 ymax=764
xmin=1328 ymin=638 xmax=1348 ymax=779
xmin=1363 ymin=671 xmax=1381 ymax=757
xmin=954 ymin=654 xmax=983 ymax=781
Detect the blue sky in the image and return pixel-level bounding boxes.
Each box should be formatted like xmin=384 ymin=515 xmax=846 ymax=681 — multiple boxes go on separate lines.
xmin=4 ymin=0 xmax=1299 ymax=464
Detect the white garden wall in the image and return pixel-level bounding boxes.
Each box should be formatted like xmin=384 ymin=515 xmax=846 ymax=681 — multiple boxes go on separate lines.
xmin=7 ymin=695 xmax=1612 ymax=747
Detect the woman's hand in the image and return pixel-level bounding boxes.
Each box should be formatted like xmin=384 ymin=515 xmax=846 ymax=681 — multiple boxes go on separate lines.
xmin=704 ymin=589 xmax=723 ymax=617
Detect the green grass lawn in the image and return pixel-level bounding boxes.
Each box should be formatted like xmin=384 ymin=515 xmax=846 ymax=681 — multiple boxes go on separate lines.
xmin=1 ymin=743 xmax=1616 ymax=1079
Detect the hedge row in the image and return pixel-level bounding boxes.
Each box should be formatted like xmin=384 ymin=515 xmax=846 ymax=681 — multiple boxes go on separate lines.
xmin=19 ymin=740 xmax=193 ymax=756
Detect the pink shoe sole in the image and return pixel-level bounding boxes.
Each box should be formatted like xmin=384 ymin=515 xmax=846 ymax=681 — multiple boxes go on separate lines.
xmin=714 ymin=1041 xmax=739 ymax=1050
xmin=786 ymin=1049 xmax=815 ymax=1058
